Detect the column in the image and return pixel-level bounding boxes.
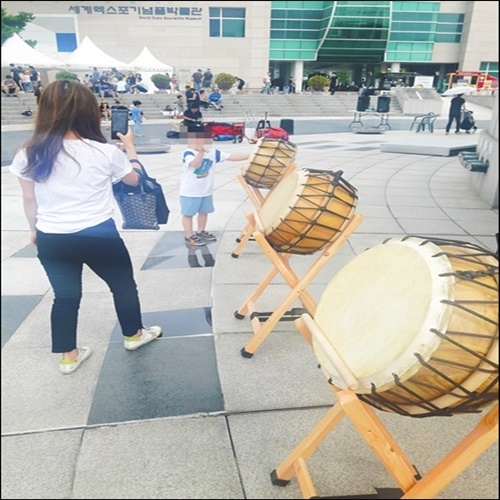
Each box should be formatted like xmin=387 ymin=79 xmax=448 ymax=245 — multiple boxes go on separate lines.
xmin=294 ymin=61 xmax=304 ymax=94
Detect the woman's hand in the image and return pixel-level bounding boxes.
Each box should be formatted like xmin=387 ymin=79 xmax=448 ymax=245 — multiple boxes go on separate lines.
xmin=116 ymin=127 xmax=134 ymax=150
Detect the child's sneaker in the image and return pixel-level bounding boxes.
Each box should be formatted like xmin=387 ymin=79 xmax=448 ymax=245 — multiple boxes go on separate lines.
xmin=185 ymin=235 xmax=206 ymax=246
xmin=124 ymin=326 xmax=162 ymax=351
xmin=196 ymin=231 xmax=217 ymax=241
xmin=59 ymin=347 xmax=92 ymax=374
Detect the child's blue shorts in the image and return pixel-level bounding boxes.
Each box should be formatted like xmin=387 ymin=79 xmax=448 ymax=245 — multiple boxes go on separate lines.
xmin=180 ymin=195 xmax=214 ymax=216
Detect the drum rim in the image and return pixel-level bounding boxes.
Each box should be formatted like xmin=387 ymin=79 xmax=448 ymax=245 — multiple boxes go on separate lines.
xmin=241 ymin=137 xmax=297 ymax=189
xmin=313 ymin=237 xmax=456 ymax=393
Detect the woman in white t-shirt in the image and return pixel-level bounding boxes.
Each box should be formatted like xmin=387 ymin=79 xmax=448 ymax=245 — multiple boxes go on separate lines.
xmin=9 ymin=79 xmax=162 ymax=375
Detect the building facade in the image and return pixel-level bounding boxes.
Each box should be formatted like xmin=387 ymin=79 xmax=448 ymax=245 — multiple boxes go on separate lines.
xmin=3 ymin=1 xmax=498 ymax=90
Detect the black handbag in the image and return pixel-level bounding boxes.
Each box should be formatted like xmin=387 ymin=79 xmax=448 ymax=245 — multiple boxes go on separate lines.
xmin=113 ymin=162 xmax=169 ymax=230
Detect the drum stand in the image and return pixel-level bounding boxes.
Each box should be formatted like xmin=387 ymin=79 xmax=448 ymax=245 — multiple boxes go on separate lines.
xmin=232 ymin=165 xmax=296 ymax=258
xmin=235 ymin=212 xmax=364 ymax=357
xmin=270 ymin=315 xmax=499 ymax=500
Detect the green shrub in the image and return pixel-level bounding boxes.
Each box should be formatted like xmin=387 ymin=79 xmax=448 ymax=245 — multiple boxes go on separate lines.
xmin=150 ymin=73 xmax=171 ymax=89
xmin=214 ymin=72 xmax=235 ymax=91
xmin=336 ymin=70 xmax=350 ymax=87
xmin=55 ymin=70 xmax=79 ymax=81
xmin=307 ymin=75 xmax=329 ymax=90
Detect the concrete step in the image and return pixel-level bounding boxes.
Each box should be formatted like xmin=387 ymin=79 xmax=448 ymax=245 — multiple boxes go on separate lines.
xmin=1 ymin=92 xmax=404 ymax=125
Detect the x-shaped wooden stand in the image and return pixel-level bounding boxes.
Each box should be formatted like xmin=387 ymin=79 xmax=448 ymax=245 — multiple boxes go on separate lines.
xmin=232 ymin=166 xmax=296 ymax=258
xmin=270 ymin=315 xmax=499 ymax=499
xmin=235 ymin=212 xmax=364 ymax=357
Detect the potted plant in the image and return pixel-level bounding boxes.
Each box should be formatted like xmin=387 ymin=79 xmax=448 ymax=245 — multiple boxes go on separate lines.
xmin=336 ymin=70 xmax=351 ymax=91
xmin=150 ymin=73 xmax=172 ymax=92
xmin=307 ymin=75 xmax=329 ymax=92
xmin=214 ymin=72 xmax=235 ymax=91
xmin=55 ymin=70 xmax=79 ymax=81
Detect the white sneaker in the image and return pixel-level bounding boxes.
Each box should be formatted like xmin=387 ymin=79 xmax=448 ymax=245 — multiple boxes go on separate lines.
xmin=59 ymin=347 xmax=92 ymax=374
xmin=124 ymin=326 xmax=162 ymax=351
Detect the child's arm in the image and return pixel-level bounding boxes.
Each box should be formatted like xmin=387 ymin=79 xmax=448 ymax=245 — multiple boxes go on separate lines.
xmin=226 ymin=153 xmax=250 ymax=161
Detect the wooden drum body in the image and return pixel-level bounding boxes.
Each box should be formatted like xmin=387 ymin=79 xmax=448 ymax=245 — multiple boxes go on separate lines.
xmin=241 ymin=137 xmax=297 ymax=189
xmin=312 ymin=236 xmax=498 ymax=417
xmin=258 ymin=168 xmax=358 ymax=255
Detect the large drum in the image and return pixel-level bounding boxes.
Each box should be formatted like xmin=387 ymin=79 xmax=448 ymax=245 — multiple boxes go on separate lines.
xmin=312 ymin=236 xmax=498 ymax=417
xmin=241 ymin=137 xmax=297 ymax=189
xmin=258 ymin=168 xmax=358 ymax=255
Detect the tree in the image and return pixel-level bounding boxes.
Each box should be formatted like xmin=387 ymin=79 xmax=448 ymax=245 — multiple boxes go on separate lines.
xmin=55 ymin=70 xmax=79 ymax=81
xmin=1 ymin=8 xmax=35 ymax=44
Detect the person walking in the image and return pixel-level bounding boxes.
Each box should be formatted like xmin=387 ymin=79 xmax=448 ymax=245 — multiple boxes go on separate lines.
xmin=329 ymin=72 xmax=338 ymax=95
xmin=8 ymin=79 xmax=162 ymax=374
xmin=445 ymin=93 xmax=465 ymax=134
xmin=180 ymin=131 xmax=249 ymax=247
xmin=261 ymin=72 xmax=272 ymax=94
xmin=130 ymin=100 xmax=144 ymax=136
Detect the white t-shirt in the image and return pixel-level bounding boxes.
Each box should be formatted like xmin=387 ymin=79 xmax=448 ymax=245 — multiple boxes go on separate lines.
xmin=9 ymin=139 xmax=133 ymax=233
xmin=180 ymin=148 xmax=230 ymax=197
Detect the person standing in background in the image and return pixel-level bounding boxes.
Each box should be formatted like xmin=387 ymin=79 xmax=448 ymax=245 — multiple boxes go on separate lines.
xmin=202 ymin=68 xmax=213 ymax=90
xmin=34 ymin=83 xmax=44 ymax=105
xmin=261 ymin=72 xmax=271 ymax=94
xmin=8 ymin=79 xmax=162 ymax=374
xmin=130 ymin=100 xmax=144 ymax=136
xmin=9 ymin=63 xmax=22 ymax=88
xmin=329 ymin=72 xmax=338 ymax=95
xmin=192 ymin=69 xmax=203 ymax=93
xmin=445 ymin=93 xmax=465 ymax=134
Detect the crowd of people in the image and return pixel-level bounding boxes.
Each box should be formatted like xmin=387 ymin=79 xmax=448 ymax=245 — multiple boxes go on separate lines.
xmin=2 ymin=63 xmax=44 ymax=98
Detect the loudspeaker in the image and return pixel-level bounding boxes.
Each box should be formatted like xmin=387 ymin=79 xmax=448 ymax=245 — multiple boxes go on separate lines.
xmin=279 ymin=118 xmax=294 ymax=135
xmin=357 ymin=96 xmax=370 ymax=112
xmin=376 ymin=95 xmax=391 ymax=113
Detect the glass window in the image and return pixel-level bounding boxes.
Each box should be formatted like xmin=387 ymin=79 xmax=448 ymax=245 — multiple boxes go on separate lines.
xmin=56 ymin=33 xmax=77 ymax=52
xmin=390 ymin=32 xmax=433 ymax=42
xmin=209 ymin=7 xmax=245 ymax=37
xmin=209 ymin=19 xmax=220 ymax=37
xmin=223 ymin=20 xmax=245 ymax=37
xmin=222 ymin=8 xmax=245 ymax=18
xmin=437 ymin=13 xmax=464 ymax=23
xmin=435 ymin=24 xmax=462 ymax=33
xmin=434 ymin=34 xmax=461 ymax=43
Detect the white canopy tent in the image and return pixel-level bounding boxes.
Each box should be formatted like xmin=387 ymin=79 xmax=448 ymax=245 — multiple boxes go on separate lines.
xmin=128 ymin=47 xmax=174 ymax=72
xmin=66 ymin=36 xmax=129 ymax=69
xmin=1 ymin=33 xmax=61 ymax=67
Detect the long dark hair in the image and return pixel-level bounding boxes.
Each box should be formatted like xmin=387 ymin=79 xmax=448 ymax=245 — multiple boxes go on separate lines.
xmin=22 ymin=79 xmax=106 ymax=182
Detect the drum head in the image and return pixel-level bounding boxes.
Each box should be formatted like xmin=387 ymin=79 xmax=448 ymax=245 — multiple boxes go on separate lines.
xmin=259 ymin=170 xmax=304 ymax=235
xmin=313 ymin=237 xmax=455 ymax=393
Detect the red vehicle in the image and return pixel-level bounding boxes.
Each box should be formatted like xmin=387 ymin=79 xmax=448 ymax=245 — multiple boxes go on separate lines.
xmin=204 ymin=121 xmax=245 ymax=142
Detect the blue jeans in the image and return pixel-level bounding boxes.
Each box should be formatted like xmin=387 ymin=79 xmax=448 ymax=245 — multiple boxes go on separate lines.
xmin=36 ymin=219 xmax=143 ymax=353
xmin=133 ymin=119 xmax=142 ymax=135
